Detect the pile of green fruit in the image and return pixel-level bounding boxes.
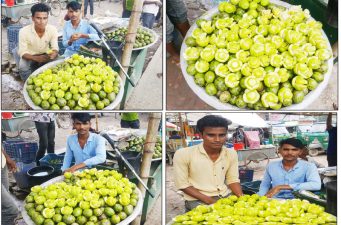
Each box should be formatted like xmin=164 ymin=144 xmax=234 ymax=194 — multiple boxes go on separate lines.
xmin=24 ymin=169 xmax=139 ymax=225
xmin=172 ymin=194 xmax=336 ymax=225
xmin=119 ymin=136 xmax=162 ymax=159
xmin=183 ymin=0 xmax=332 ymax=110
xmin=26 ymin=54 xmax=121 ymax=110
xmin=106 ymin=27 xmax=154 ymax=49
xmin=48 ymin=159 xmax=63 ymax=165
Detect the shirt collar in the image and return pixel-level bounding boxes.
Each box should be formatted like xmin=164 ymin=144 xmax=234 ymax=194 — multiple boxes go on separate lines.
xmin=74 ymin=132 xmax=95 ymax=143
xmin=198 ymin=143 xmax=225 ymax=161
xmin=70 ymin=19 xmax=85 ymax=29
xmin=280 ymin=159 xmax=301 ymax=171
xmin=30 ymin=24 xmax=48 ymax=37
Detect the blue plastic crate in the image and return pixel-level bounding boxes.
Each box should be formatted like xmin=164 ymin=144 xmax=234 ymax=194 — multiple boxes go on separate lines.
xmin=40 ymin=153 xmax=66 ymax=171
xmin=3 ymin=139 xmax=38 ymax=163
xmin=239 ymin=169 xmax=254 ymax=184
xmin=58 ymin=38 xmax=66 ymax=55
xmin=7 ymin=24 xmax=22 ymax=54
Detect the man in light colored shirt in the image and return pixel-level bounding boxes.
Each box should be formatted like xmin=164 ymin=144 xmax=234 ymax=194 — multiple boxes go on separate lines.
xmin=18 ymin=3 xmax=59 ymax=81
xmin=258 ymin=138 xmax=321 ymax=199
xmin=142 ymin=0 xmax=162 ymax=28
xmin=61 ymin=113 xmax=106 ymax=173
xmin=173 ymin=115 xmax=243 ymax=212
xmin=62 ymin=1 xmax=100 ymax=57
xmin=30 ymin=113 xmax=56 ymax=164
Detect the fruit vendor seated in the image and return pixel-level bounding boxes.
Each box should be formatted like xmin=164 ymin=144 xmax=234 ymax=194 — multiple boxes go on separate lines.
xmin=258 ymin=138 xmax=321 ymax=199
xmin=17 ymin=3 xmax=59 ymax=81
xmin=61 ymin=113 xmax=106 ymax=173
xmin=173 ymin=115 xmax=243 ymax=212
xmin=62 ymin=1 xmax=100 ymax=57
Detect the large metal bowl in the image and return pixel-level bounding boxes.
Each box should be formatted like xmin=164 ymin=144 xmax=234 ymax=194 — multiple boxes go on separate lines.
xmin=104 ymin=26 xmax=159 ymax=51
xmin=23 ymin=58 xmax=124 ymax=110
xmin=180 ymin=0 xmax=334 ymax=110
xmin=21 ymin=175 xmax=144 ymax=225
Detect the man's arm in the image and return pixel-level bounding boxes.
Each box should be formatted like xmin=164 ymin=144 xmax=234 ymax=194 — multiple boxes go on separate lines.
xmin=258 ymin=166 xmax=272 ymax=196
xmin=181 ymin=187 xmax=216 ymax=205
xmin=82 ymin=135 xmax=106 ymax=167
xmin=62 ymin=24 xmax=72 ymax=47
xmin=225 ymin=150 xmax=243 ymax=196
xmin=228 ymin=183 xmax=243 ymax=197
xmin=48 ymin=27 xmax=59 ymax=60
xmin=2 ymin=148 xmax=16 ymax=172
xmin=61 ymin=138 xmax=74 ymax=172
xmin=173 ymin=150 xmax=216 ymax=204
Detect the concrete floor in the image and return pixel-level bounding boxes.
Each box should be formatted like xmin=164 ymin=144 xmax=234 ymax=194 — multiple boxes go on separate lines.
xmin=1 ymin=0 xmax=162 ymax=110
xmin=166 ymin=0 xmax=338 ymax=110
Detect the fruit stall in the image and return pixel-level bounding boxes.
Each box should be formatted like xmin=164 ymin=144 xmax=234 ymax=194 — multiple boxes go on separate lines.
xmin=22 ymin=16 xmax=158 ymax=110
xmin=180 ymin=0 xmax=335 ymax=110
xmin=2 ymin=113 xmax=162 ymax=225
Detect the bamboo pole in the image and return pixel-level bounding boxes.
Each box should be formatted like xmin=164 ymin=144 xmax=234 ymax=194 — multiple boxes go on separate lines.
xmin=178 ymin=113 xmax=187 ymax=148
xmin=132 ymin=112 xmax=161 ymax=225
xmin=119 ymin=0 xmax=144 ymax=79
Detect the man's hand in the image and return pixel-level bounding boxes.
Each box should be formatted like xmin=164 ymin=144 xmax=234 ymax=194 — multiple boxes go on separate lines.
xmin=48 ymin=50 xmax=58 ymax=60
xmin=64 ymin=165 xmax=79 ymax=173
xmin=6 ymin=157 xmax=17 ymax=172
xmin=33 ymin=54 xmax=50 ymax=63
xmin=64 ymin=163 xmax=86 ymax=173
xmin=265 ymin=186 xmax=282 ymax=198
xmin=265 ymin=185 xmax=292 ymax=198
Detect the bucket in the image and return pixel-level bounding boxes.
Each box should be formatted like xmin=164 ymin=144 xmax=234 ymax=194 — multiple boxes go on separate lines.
xmin=27 ymin=165 xmax=56 ymax=186
xmin=5 ymin=0 xmax=14 ymax=6
xmin=2 ymin=112 xmax=13 ymax=119
xmin=234 ymin=142 xmax=245 ymax=150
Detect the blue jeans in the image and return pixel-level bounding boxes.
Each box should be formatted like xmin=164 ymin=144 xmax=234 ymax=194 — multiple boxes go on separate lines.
xmin=84 ymin=0 xmax=94 ymax=15
xmin=141 ymin=13 xmax=156 ymax=29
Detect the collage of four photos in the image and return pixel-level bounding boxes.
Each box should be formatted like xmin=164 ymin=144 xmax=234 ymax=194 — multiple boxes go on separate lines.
xmin=0 ymin=0 xmax=338 ymax=224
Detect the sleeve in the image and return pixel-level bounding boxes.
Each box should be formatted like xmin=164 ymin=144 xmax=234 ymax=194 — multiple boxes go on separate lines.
xmin=62 ymin=24 xmax=70 ymax=48
xmin=258 ymin=165 xmax=272 ymax=196
xmin=225 ymin=150 xmax=240 ymax=184
xmin=88 ymin=25 xmax=100 ymax=41
xmin=61 ymin=137 xmax=74 ymax=171
xmin=18 ymin=28 xmax=29 ymax=58
xmin=289 ymin=163 xmax=321 ymax=191
xmin=50 ymin=26 xmax=59 ymax=52
xmin=83 ymin=136 xmax=106 ymax=167
xmin=173 ymin=149 xmax=191 ymax=190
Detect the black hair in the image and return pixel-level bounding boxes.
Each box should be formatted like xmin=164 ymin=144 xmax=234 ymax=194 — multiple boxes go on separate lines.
xmin=279 ymin=138 xmax=305 ymax=149
xmin=72 ymin=113 xmax=91 ymax=122
xmin=66 ymin=1 xmax=82 ymax=10
xmin=171 ymin=131 xmax=178 ymax=135
xmin=197 ymin=115 xmax=231 ymax=133
xmin=31 ymin=3 xmax=50 ymax=17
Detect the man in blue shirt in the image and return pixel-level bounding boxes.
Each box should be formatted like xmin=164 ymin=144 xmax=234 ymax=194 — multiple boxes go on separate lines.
xmin=61 ymin=113 xmax=106 ymax=173
xmin=62 ymin=1 xmax=99 ymax=57
xmin=258 ymin=138 xmax=321 ymax=199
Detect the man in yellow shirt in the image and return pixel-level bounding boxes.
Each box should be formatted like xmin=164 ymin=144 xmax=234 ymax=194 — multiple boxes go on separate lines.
xmin=173 ymin=115 xmax=243 ymax=211
xmin=18 ymin=3 xmax=59 ymax=81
